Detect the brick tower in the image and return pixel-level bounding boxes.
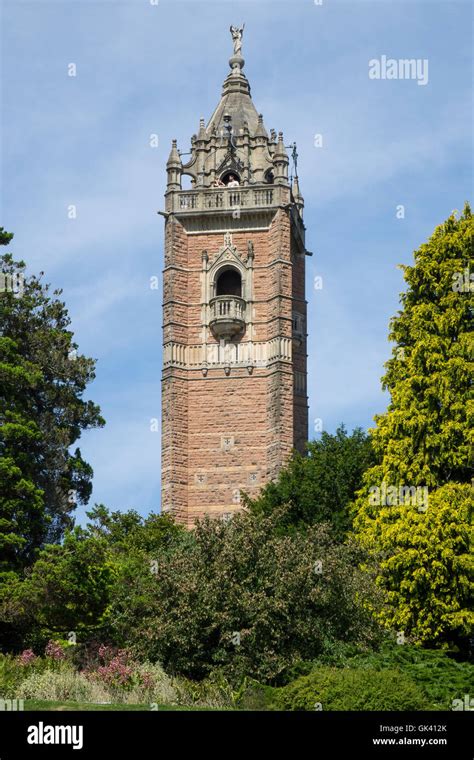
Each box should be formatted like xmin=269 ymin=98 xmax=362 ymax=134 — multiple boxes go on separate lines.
xmin=161 ymin=26 xmax=308 ymax=526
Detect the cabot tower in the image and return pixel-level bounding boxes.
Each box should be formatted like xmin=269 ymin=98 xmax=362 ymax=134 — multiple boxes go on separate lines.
xmin=161 ymin=26 xmax=309 ymax=526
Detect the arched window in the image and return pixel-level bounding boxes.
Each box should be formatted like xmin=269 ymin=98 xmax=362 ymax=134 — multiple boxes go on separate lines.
xmin=220 ymin=171 xmax=241 ymax=186
xmin=215 ymin=267 xmax=242 ymax=297
xmin=264 ymin=169 xmax=274 ymax=184
xmin=181 ymin=173 xmax=194 ymax=190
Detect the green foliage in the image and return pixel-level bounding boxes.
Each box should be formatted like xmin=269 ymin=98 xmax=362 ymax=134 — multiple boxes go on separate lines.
xmin=312 ymin=641 xmax=474 ymax=710
xmin=0 ymin=228 xmax=14 ymax=248
xmin=108 ymin=509 xmax=382 ymax=682
xmin=173 ymin=670 xmax=235 ymax=709
xmin=0 ymin=240 xmax=105 ymax=577
xmin=364 ymin=484 xmax=472 ymax=642
xmin=274 ymin=666 xmax=430 ymax=711
xmin=85 ymin=505 xmax=185 ymax=555
xmin=0 ymin=507 xmax=187 ymax=650
xmin=3 ymin=530 xmax=114 ymax=638
xmin=0 ymin=653 xmax=46 ymax=697
xmin=245 ymin=425 xmax=375 ymax=535
xmin=354 ymin=205 xmax=474 ymax=645
xmin=369 ymin=204 xmax=473 ymax=488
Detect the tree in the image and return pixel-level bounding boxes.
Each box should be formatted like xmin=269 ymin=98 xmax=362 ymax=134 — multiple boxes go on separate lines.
xmin=3 ymin=529 xmax=114 ymax=642
xmin=0 ymin=235 xmax=105 ymax=574
xmin=84 ymin=504 xmax=185 ymax=555
xmin=108 ymin=509 xmax=382 ymax=682
xmin=245 ymin=425 xmax=375 ymax=535
xmin=354 ymin=204 xmax=474 ymax=645
xmin=0 ymin=507 xmax=186 ymax=651
xmin=363 ymin=483 xmax=472 ymax=644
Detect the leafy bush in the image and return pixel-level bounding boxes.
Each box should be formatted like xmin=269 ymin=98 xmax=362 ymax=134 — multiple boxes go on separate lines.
xmin=232 ymin=677 xmax=277 ymax=711
xmin=173 ymin=671 xmax=234 ymax=709
xmin=312 ymin=641 xmax=474 ymax=710
xmin=16 ymin=659 xmax=178 ymax=706
xmin=85 ymin=647 xmax=178 ymax=705
xmin=109 ymin=510 xmax=383 ymax=682
xmin=0 ymin=652 xmax=50 ymax=698
xmin=17 ymin=665 xmax=109 ymax=703
xmin=275 ymin=667 xmax=430 ymax=711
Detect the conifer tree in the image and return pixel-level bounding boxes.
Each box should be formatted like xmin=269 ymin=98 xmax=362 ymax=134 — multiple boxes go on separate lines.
xmin=354 ymin=204 xmax=473 ymax=645
xmin=0 ymin=231 xmax=104 ymax=576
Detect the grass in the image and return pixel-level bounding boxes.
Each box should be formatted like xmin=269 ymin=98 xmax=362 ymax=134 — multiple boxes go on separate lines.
xmin=25 ymin=700 xmax=233 ymax=711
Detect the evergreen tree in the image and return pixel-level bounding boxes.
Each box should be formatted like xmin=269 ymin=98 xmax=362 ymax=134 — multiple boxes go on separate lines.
xmin=354 ymin=204 xmax=473 ymax=645
xmin=0 ymin=231 xmax=104 ymax=576
xmin=245 ymin=425 xmax=375 ymax=535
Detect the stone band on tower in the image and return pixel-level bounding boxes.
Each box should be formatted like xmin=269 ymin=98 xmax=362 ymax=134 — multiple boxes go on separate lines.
xmin=161 ymin=27 xmax=308 ymax=527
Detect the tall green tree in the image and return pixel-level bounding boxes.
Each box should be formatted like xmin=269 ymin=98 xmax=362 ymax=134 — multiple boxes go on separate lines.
xmin=245 ymin=425 xmax=375 ymax=535
xmin=354 ymin=204 xmax=473 ymax=645
xmin=0 ymin=232 xmax=105 ymax=575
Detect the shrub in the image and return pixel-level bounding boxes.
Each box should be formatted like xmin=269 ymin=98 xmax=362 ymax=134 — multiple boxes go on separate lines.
xmin=173 ymin=673 xmax=234 ymax=709
xmin=17 ymin=665 xmax=109 ymax=703
xmin=109 ymin=511 xmax=382 ymax=682
xmin=232 ymin=677 xmax=277 ymax=711
xmin=17 ymin=649 xmax=37 ymax=666
xmin=0 ymin=654 xmax=26 ymax=697
xmin=133 ymin=662 xmax=177 ymax=705
xmin=245 ymin=425 xmax=375 ymax=536
xmin=313 ymin=641 xmax=474 ymax=710
xmin=16 ymin=661 xmax=178 ymax=706
xmin=44 ymin=640 xmax=67 ymax=661
xmin=84 ymin=646 xmax=178 ymax=705
xmin=274 ymin=667 xmax=430 ymax=711
xmin=0 ymin=652 xmax=50 ymax=698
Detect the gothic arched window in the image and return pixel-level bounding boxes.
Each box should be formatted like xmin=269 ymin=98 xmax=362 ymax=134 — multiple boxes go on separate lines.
xmin=220 ymin=171 xmax=241 ymax=186
xmin=215 ymin=267 xmax=242 ymax=297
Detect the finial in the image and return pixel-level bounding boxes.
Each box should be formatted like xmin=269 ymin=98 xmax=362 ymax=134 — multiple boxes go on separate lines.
xmin=255 ymin=114 xmax=268 ymax=139
xmin=197 ymin=117 xmax=207 ymax=141
xmin=274 ymin=132 xmax=287 ymax=157
xmin=166 ymin=139 xmax=181 ymax=168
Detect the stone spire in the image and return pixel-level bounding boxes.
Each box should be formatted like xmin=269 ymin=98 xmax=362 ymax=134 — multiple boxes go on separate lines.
xmin=172 ymin=26 xmax=298 ymax=191
xmin=206 ymin=25 xmax=259 ymax=136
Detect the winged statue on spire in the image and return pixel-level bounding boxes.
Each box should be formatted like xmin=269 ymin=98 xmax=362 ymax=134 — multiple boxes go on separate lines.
xmin=230 ymin=24 xmax=245 ymax=56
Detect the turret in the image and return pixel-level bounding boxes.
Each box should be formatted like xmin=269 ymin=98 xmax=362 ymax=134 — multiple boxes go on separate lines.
xmin=273 ymin=132 xmax=289 ymax=185
xmin=292 ymin=176 xmax=304 ymax=218
xmin=166 ymin=139 xmax=182 ymax=191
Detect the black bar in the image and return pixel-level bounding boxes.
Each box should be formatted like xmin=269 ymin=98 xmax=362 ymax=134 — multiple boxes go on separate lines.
xmin=0 ymin=711 xmax=472 ymax=758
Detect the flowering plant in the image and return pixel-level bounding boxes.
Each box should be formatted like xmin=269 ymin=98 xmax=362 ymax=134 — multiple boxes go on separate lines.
xmin=17 ymin=649 xmax=37 ymax=666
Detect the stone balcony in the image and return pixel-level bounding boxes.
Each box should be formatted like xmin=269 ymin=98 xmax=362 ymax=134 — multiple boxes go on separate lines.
xmin=209 ymin=296 xmax=246 ymax=341
xmin=166 ymin=183 xmax=290 ymax=215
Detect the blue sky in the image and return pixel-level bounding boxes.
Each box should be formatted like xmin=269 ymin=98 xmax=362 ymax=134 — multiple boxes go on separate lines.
xmin=1 ymin=0 xmax=472 ymax=522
